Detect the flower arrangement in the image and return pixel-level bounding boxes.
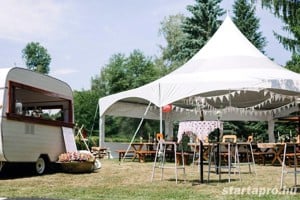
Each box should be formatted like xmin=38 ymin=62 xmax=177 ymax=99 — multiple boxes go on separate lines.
xmin=58 ymin=151 xmax=95 ymax=163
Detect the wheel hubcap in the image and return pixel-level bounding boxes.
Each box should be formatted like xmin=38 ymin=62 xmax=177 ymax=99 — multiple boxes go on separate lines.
xmin=36 ymin=157 xmax=45 ymax=174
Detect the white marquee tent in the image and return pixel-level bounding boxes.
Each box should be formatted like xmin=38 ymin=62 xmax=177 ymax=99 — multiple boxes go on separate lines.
xmin=98 ymin=16 xmax=300 ymax=146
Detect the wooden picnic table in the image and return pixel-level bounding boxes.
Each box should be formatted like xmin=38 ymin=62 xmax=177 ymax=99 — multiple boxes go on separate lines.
xmin=115 ymin=149 xmax=135 ymax=161
xmin=257 ymin=143 xmax=285 ymax=165
xmin=130 ymin=142 xmax=157 ymax=162
xmin=115 ymin=142 xmax=157 ymax=162
xmin=91 ymin=146 xmax=108 ymax=159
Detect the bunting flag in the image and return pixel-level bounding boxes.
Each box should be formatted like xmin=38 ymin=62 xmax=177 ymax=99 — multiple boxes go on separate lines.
xmin=162 ymin=88 xmax=299 ymax=119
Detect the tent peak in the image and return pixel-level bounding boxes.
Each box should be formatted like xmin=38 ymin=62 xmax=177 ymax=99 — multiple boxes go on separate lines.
xmin=188 ymin=14 xmax=266 ymax=62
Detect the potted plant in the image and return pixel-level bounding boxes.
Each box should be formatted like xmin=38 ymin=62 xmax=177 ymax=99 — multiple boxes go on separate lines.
xmin=58 ymin=151 xmax=96 ymax=173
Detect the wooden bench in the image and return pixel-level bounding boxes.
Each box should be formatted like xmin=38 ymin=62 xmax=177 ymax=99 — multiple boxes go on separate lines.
xmin=176 ymin=152 xmax=193 ymax=165
xmin=115 ymin=150 xmax=135 ymax=161
xmin=135 ymin=150 xmax=157 ymax=162
xmin=284 ymin=153 xmax=300 ymax=167
xmin=91 ymin=146 xmax=108 ymax=159
xmin=252 ymin=151 xmax=275 ymax=165
xmin=252 ymin=143 xmax=276 ymax=165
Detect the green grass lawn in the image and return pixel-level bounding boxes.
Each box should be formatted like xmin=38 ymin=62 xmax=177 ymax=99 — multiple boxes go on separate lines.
xmin=0 ymin=159 xmax=299 ymax=200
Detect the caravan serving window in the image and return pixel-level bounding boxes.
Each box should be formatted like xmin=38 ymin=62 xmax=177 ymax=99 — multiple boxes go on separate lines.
xmin=7 ymin=81 xmax=73 ymax=127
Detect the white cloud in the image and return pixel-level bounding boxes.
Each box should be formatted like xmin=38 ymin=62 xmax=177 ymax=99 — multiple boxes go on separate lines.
xmin=0 ymin=0 xmax=68 ymax=42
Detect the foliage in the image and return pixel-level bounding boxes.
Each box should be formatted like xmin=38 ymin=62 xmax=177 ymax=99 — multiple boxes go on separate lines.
xmin=22 ymin=42 xmax=51 ymax=74
xmin=158 ymin=14 xmax=186 ymax=72
xmin=258 ymin=1 xmax=300 ymax=139
xmin=90 ymin=50 xmax=161 ymax=139
xmin=156 ymin=0 xmax=226 ymax=73
xmin=260 ymin=0 xmax=300 ymax=54
xmin=275 ymin=121 xmax=299 ymax=139
xmin=223 ymin=121 xmax=268 ymax=142
xmin=285 ymin=53 xmax=300 ymax=73
xmin=75 ymin=135 xmax=99 ymax=150
xmin=92 ymin=50 xmax=160 ymax=95
xmin=178 ymin=135 xmax=192 ymax=152
xmin=103 ymin=116 xmax=160 ymax=142
xmin=232 ymin=0 xmax=266 ymax=53
xmin=244 ymin=121 xmax=269 ymax=142
xmin=174 ymin=0 xmax=225 ymax=63
xmin=73 ymin=90 xmax=100 ymax=134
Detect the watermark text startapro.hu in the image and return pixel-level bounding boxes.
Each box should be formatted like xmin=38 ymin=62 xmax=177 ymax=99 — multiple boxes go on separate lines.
xmin=222 ymin=186 xmax=297 ymax=196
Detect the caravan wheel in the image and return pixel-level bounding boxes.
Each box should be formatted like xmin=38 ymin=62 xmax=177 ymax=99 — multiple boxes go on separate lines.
xmin=35 ymin=157 xmax=46 ymax=175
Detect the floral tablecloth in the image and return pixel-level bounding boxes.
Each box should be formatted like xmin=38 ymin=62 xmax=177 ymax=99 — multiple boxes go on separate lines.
xmin=177 ymin=121 xmax=223 ymax=142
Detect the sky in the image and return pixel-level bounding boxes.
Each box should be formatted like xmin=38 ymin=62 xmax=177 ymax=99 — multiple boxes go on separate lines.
xmin=0 ymin=0 xmax=292 ymax=91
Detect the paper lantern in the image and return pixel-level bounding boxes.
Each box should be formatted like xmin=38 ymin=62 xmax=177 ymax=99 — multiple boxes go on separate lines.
xmin=162 ymin=104 xmax=172 ymax=113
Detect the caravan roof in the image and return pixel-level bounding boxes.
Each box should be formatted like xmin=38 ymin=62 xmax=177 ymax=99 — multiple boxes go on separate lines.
xmin=0 ymin=67 xmax=73 ymax=100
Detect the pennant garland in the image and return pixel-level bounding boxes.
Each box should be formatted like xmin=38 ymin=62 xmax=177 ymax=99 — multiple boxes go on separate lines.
xmin=160 ymin=89 xmax=299 ymax=118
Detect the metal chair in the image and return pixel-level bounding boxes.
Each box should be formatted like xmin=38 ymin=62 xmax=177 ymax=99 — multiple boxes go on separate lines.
xmin=222 ymin=135 xmax=237 ymax=143
xmin=151 ymin=139 xmax=186 ymax=184
xmin=280 ymin=143 xmax=300 ymax=189
xmin=208 ymin=141 xmax=239 ymax=183
xmin=247 ymin=135 xmax=253 ymax=142
xmin=207 ymin=135 xmax=256 ymax=183
xmin=192 ymin=136 xmax=210 ymax=166
xmin=234 ymin=142 xmax=256 ymax=175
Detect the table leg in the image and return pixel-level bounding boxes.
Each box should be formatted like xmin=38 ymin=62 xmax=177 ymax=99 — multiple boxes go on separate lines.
xmin=200 ymin=141 xmax=203 ymax=183
xmin=271 ymin=145 xmax=284 ymax=165
xmin=131 ymin=144 xmax=144 ymax=161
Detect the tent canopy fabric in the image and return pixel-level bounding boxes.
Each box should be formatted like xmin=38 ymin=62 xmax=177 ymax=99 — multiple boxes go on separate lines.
xmin=99 ymin=16 xmax=300 ymax=122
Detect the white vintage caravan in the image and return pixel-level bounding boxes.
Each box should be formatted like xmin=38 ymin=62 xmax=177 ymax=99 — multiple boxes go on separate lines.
xmin=0 ymin=67 xmax=75 ymax=174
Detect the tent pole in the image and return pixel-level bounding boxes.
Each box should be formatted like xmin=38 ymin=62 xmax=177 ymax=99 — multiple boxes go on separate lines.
xmin=268 ymin=120 xmax=275 ymax=142
xmin=90 ymin=102 xmax=99 ymax=138
xmin=160 ymin=106 xmax=163 ymax=134
xmin=99 ymin=116 xmax=105 ymax=147
xmin=121 ymin=102 xmax=152 ymax=164
xmin=296 ymin=98 xmax=300 ymax=136
xmin=159 ymin=83 xmax=163 ymax=134
xmin=297 ymin=114 xmax=300 ymax=136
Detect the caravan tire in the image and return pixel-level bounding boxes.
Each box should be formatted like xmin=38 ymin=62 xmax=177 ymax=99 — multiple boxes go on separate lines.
xmin=35 ymin=157 xmax=46 ymax=175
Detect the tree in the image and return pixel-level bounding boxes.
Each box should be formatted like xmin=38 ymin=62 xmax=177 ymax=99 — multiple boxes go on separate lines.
xmin=260 ymin=0 xmax=300 ymax=54
xmin=226 ymin=1 xmax=269 ymax=142
xmin=92 ymin=50 xmax=160 ymax=94
xmin=233 ymin=0 xmax=267 ymax=53
xmin=175 ymin=0 xmax=225 ymax=63
xmin=252 ymin=1 xmax=299 ymax=139
xmin=158 ymin=14 xmax=186 ymax=72
xmin=90 ymin=50 xmax=161 ymax=140
xmin=73 ymin=90 xmax=101 ymax=134
xmin=285 ymin=53 xmax=300 ymax=73
xmin=22 ymin=42 xmax=51 ymax=74
xmin=259 ymin=1 xmax=300 ymax=73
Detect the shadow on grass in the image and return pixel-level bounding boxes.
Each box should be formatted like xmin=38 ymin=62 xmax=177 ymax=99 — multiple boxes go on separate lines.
xmin=0 ymin=163 xmax=62 ymax=180
xmin=163 ymin=176 xmax=240 ymax=185
xmin=190 ymin=178 xmax=240 ymax=186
